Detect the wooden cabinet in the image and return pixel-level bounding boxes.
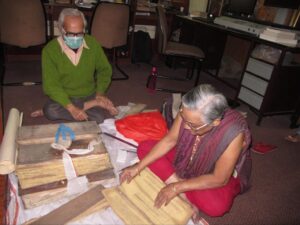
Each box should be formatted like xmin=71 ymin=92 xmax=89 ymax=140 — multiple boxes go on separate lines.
xmin=238 ymin=43 xmax=300 ymax=125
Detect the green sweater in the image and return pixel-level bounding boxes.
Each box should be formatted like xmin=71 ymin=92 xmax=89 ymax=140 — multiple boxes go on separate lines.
xmin=42 ymin=35 xmax=112 ymax=107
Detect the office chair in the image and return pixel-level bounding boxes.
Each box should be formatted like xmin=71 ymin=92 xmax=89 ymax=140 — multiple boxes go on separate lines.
xmin=147 ymin=6 xmax=205 ymax=92
xmin=0 ymin=0 xmax=47 ymax=86
xmin=90 ymin=2 xmax=130 ymax=80
xmin=0 ymin=0 xmax=47 ymax=122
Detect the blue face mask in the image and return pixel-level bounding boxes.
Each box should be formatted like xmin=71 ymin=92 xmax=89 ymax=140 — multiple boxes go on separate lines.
xmin=63 ymin=36 xmax=83 ymax=50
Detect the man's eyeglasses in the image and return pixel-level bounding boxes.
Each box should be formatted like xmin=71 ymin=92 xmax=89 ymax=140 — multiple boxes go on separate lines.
xmin=63 ymin=29 xmax=85 ymax=38
xmin=64 ymin=32 xmax=85 ymax=38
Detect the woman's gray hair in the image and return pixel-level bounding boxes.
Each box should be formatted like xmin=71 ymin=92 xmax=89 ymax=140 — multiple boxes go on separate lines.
xmin=58 ymin=8 xmax=87 ymax=34
xmin=182 ymin=84 xmax=228 ymax=124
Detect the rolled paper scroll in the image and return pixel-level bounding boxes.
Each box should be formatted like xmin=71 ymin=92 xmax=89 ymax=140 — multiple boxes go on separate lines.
xmin=0 ymin=108 xmax=22 ymax=174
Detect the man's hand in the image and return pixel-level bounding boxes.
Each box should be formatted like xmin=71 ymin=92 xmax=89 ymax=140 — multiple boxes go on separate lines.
xmin=95 ymin=94 xmax=119 ymax=115
xmin=66 ymin=104 xmax=88 ymax=121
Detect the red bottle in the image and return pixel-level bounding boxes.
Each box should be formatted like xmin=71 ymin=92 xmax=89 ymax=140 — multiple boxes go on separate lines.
xmin=147 ymin=66 xmax=157 ymax=92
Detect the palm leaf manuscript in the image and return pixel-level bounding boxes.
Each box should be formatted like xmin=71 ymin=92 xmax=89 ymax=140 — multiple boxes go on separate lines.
xmin=103 ymin=168 xmax=193 ymax=225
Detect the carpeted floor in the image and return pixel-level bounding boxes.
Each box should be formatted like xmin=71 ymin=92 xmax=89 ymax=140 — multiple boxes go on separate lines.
xmin=1 ymin=57 xmax=300 ymax=225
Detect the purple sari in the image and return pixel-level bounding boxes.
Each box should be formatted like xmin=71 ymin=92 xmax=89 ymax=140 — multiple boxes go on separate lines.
xmin=173 ymin=109 xmax=252 ymax=193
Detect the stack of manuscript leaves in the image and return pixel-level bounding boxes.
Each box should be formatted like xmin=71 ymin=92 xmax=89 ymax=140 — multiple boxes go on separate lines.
xmin=15 ymin=121 xmax=115 ymax=209
xmin=102 ymin=168 xmax=193 ymax=225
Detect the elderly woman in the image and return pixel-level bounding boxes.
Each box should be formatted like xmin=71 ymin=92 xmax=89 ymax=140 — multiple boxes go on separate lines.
xmin=120 ymin=84 xmax=252 ymax=219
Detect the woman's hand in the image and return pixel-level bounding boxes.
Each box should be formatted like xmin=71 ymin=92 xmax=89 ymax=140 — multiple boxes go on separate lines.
xmin=154 ymin=183 xmax=178 ymax=208
xmin=119 ymin=164 xmax=141 ymax=184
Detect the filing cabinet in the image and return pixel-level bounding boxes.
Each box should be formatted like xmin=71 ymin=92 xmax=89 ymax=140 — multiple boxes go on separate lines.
xmin=238 ymin=50 xmax=300 ymax=125
xmin=238 ymin=57 xmax=273 ymax=110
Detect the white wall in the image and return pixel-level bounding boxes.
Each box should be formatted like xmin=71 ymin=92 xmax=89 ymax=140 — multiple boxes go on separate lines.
xmin=189 ymin=0 xmax=208 ymax=13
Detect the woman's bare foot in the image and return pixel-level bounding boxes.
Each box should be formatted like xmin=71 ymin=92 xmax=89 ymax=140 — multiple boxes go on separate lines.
xmin=95 ymin=99 xmax=118 ymax=115
xmin=191 ymin=206 xmax=209 ymax=225
xmin=105 ymin=105 xmax=119 ymax=116
xmin=84 ymin=99 xmax=119 ymax=116
xmin=30 ymin=109 xmax=43 ymax=118
xmin=285 ymin=134 xmax=300 ymax=143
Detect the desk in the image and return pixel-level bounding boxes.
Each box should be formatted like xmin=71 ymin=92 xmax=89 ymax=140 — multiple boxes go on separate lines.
xmin=174 ymin=15 xmax=300 ymax=125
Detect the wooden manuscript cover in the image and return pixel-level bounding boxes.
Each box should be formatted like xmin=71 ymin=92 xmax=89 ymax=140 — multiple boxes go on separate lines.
xmin=17 ymin=121 xmax=100 ymax=145
xmin=102 ymin=168 xmax=193 ymax=225
xmin=16 ymin=121 xmax=114 ymax=191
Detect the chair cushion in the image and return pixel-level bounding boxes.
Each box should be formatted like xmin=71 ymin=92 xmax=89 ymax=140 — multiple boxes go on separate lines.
xmin=165 ymin=42 xmax=205 ymax=59
xmin=0 ymin=0 xmax=46 ymax=48
xmin=91 ymin=3 xmax=129 ymax=49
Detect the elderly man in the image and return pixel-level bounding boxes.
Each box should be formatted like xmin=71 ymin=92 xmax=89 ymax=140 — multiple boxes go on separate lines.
xmin=31 ymin=8 xmax=117 ymax=123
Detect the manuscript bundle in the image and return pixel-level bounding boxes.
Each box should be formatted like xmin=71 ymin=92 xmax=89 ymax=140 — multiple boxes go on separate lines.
xmin=15 ymin=121 xmax=115 ymax=209
xmin=103 ymin=168 xmax=193 ymax=225
xmin=28 ymin=169 xmax=193 ymax=225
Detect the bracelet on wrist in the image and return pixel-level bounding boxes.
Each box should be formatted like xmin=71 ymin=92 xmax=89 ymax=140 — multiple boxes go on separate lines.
xmin=171 ymin=184 xmax=177 ymax=194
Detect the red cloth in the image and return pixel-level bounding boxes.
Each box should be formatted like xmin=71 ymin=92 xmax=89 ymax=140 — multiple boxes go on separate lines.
xmin=251 ymin=142 xmax=277 ymax=154
xmin=115 ymin=111 xmax=168 ymax=143
xmin=137 ymin=140 xmax=176 ymax=181
xmin=137 ymin=140 xmax=241 ymax=217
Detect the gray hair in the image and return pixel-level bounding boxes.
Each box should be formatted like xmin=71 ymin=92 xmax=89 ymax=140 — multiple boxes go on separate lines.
xmin=58 ymin=8 xmax=87 ymax=34
xmin=181 ymin=84 xmax=228 ymax=124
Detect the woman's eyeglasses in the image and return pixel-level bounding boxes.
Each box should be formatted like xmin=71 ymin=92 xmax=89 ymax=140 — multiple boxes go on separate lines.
xmin=179 ymin=110 xmax=210 ymax=132
xmin=187 ymin=122 xmax=210 ymax=131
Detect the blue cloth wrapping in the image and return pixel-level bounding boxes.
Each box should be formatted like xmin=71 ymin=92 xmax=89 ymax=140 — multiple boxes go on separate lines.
xmin=55 ymin=124 xmax=75 ymax=143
